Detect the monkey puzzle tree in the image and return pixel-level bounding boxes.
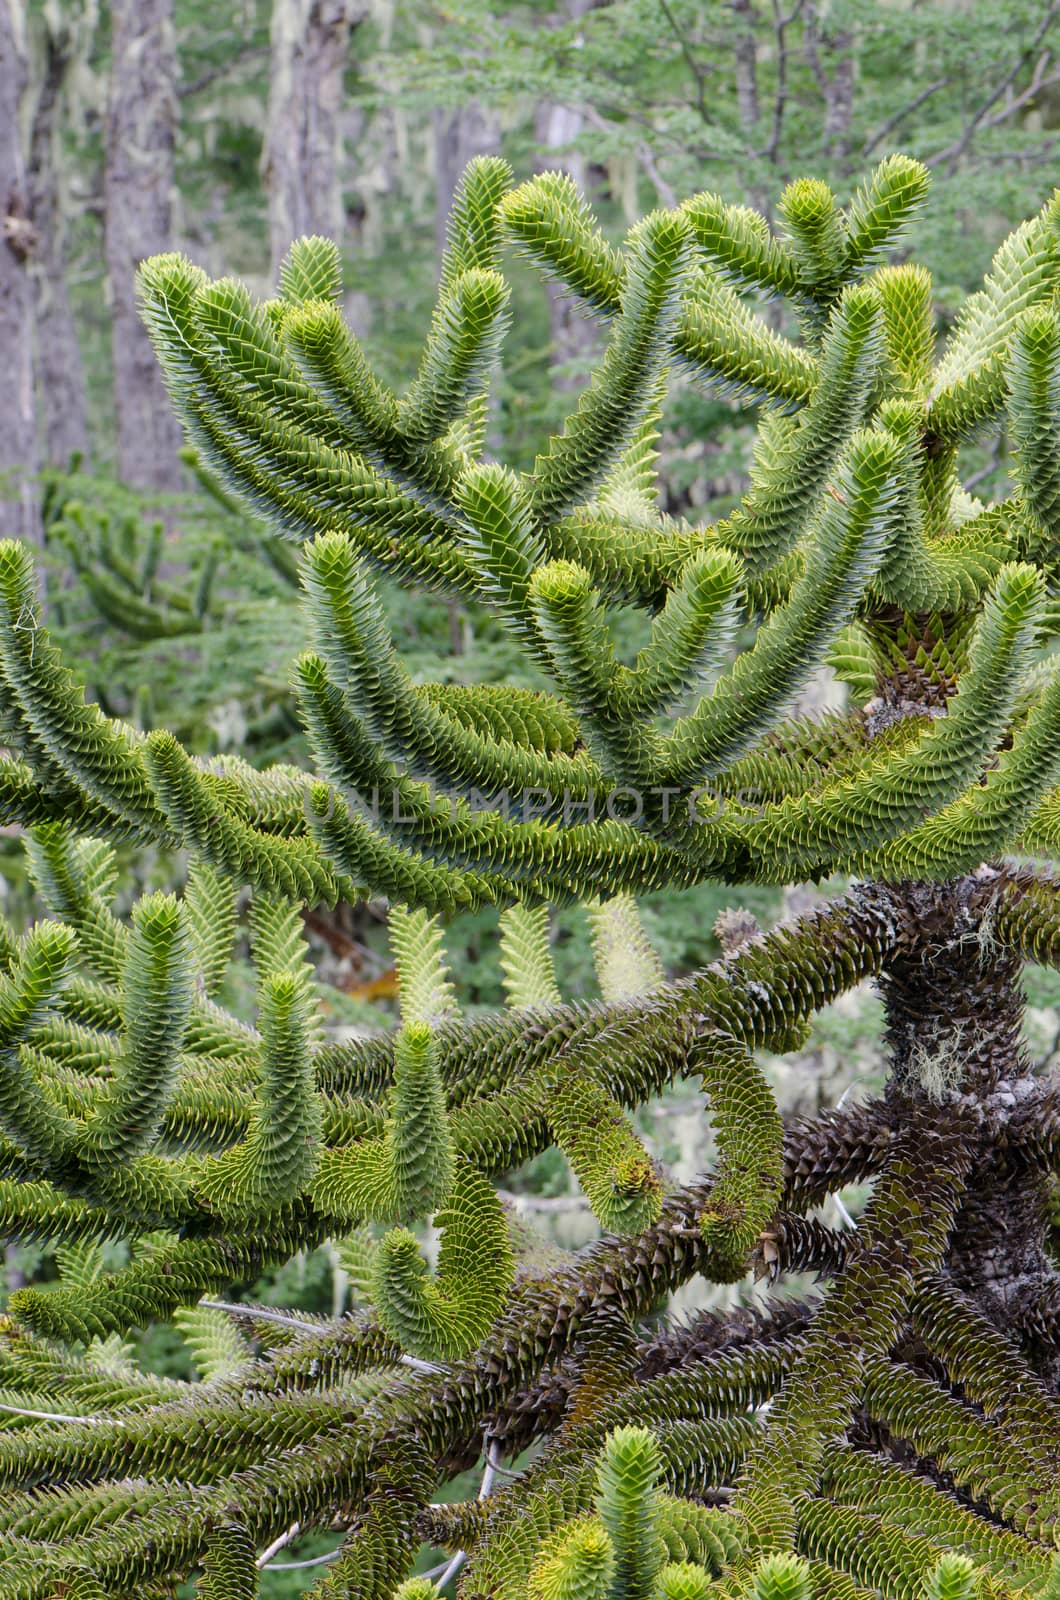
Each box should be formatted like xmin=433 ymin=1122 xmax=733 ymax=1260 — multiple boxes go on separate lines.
xmin=0 ymin=153 xmax=1059 ymax=1598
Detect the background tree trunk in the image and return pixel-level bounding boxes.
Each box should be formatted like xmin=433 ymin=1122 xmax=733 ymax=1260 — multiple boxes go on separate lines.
xmin=729 ymin=0 xmax=760 ymax=142
xmin=0 ymin=0 xmax=41 ymax=543
xmin=262 ymin=0 xmax=367 ymax=282
xmin=27 ymin=11 xmax=90 ymax=470
xmin=104 ymin=0 xmax=184 ymax=492
xmin=433 ymin=99 xmax=501 ymax=264
xmin=805 ymin=4 xmax=855 ymax=161
xmin=534 ymin=99 xmax=598 ymax=391
xmin=533 ymin=1 xmax=600 ymax=390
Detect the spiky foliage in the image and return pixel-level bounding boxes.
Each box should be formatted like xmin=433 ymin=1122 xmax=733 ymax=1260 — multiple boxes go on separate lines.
xmin=47 ymin=495 xmax=222 ymax=641
xmin=2 ymin=156 xmax=1060 ymax=1599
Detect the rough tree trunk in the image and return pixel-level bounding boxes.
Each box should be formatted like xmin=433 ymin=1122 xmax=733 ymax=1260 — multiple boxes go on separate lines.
xmin=27 ymin=14 xmax=90 ymax=470
xmin=104 ymin=0 xmax=184 ymax=492
xmin=859 ymin=614 xmax=1060 ymax=1380
xmin=0 ymin=0 xmax=40 ymax=542
xmin=880 ymin=876 xmax=1054 ymax=1339
xmin=262 ymin=0 xmax=367 ymax=282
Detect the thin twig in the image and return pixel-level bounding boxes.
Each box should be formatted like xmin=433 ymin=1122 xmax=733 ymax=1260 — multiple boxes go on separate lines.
xmin=929 ymin=2 xmax=1060 ymax=172
xmin=635 ymin=141 xmax=678 ymax=211
xmin=178 ymin=43 xmax=269 ymax=98
xmin=657 ymin=0 xmax=711 ymax=126
xmin=497 ymin=1188 xmax=592 ymax=1212
xmin=199 ymin=1300 xmax=446 ymax=1372
xmin=401 ymin=1352 xmax=448 ymax=1373
xmin=199 ymin=1299 xmax=327 ymax=1332
xmin=422 ymin=1550 xmax=468 ymax=1585
xmin=967 ymin=61 xmax=1060 ymax=139
xmin=579 ymin=105 xmax=677 ymax=209
xmin=265 ymin=1548 xmax=340 ymax=1571
xmin=986 ymin=134 xmax=1060 ymax=165
xmin=964 ymin=431 xmax=1006 ymax=493
xmin=257 ymin=1523 xmax=300 ymax=1568
xmin=835 ymin=1074 xmax=872 ymax=1111
xmin=762 ymin=0 xmax=803 ymax=165
xmin=479 ymin=1452 xmax=498 ymax=1502
xmin=860 ymin=78 xmax=952 ymax=157
xmin=0 ymin=1400 xmax=104 ymax=1424
xmin=484 ymin=1435 xmax=524 ymax=1477
xmin=421 ymin=1431 xmax=502 ymax=1590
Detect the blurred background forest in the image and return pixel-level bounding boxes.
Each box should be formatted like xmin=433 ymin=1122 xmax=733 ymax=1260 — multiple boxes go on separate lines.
xmin=6 ymin=2 xmax=1060 ymax=1587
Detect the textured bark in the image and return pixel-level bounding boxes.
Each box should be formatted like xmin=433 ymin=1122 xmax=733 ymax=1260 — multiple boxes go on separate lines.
xmin=880 ymin=878 xmax=1025 ymax=1102
xmin=782 ymin=1097 xmax=898 ymax=1212
xmin=877 ymin=874 xmax=1059 ymax=1376
xmin=104 ymin=0 xmax=184 ymax=491
xmin=484 ymin=1297 xmax=810 ymax=1462
xmin=1007 ymin=1275 xmax=1060 ymax=1350
xmin=262 ymin=0 xmax=367 ymax=281
xmin=0 ymin=0 xmax=40 ymax=542
xmin=27 ymin=17 xmax=89 ymax=469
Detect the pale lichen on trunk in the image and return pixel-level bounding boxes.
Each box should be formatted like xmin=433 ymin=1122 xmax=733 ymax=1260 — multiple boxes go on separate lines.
xmin=27 ymin=13 xmax=91 ymax=469
xmin=532 ymin=0 xmax=602 ymax=391
xmin=262 ymin=0 xmax=367 ymax=282
xmin=104 ymin=0 xmax=185 ymax=491
xmin=0 ymin=0 xmax=41 ymax=541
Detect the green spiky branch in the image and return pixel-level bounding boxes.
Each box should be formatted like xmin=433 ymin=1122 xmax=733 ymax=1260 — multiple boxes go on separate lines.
xmin=1 ymin=155 xmax=1060 ymax=1599
xmin=0 ymin=828 xmax=1057 ymax=1593
xmin=0 ymin=834 xmax=903 ymax=1321
xmin=47 ymin=498 xmax=223 ymax=641
xmin=4 ymin=164 xmax=1060 ymax=902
